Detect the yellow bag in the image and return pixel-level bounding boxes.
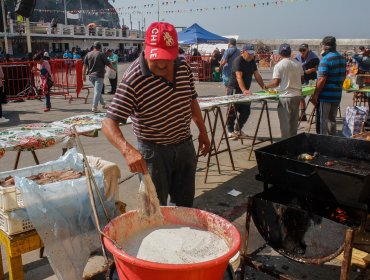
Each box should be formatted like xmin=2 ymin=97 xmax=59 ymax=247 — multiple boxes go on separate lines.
xmin=343 ymin=78 xmax=351 ymax=89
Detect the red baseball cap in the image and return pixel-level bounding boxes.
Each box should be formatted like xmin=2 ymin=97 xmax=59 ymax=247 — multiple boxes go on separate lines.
xmin=145 ymin=22 xmax=179 ymax=61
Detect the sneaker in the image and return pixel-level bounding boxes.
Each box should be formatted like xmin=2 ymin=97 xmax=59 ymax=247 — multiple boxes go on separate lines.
xmin=91 ymin=108 xmax=101 ymax=113
xmin=227 ymin=131 xmax=238 ymax=140
xmin=0 ymin=117 xmax=9 ymax=123
xmin=235 ymin=130 xmax=249 ymax=139
xmin=44 ymin=108 xmax=50 ymax=112
xmin=102 ymin=104 xmax=108 ymax=110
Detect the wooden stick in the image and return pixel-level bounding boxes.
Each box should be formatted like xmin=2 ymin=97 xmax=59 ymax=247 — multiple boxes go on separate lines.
xmin=340 ymin=228 xmax=354 ymax=280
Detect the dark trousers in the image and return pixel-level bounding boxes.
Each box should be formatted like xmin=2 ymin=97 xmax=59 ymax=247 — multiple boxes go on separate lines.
xmin=137 ymin=138 xmax=196 ymax=207
xmin=45 ymin=93 xmax=51 ymax=109
xmin=226 ymin=87 xmax=251 ymax=132
xmin=315 ymin=101 xmax=321 ymax=134
xmin=109 ymin=73 xmax=118 ymax=93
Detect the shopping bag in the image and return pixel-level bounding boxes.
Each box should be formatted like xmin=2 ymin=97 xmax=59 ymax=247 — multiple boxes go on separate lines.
xmin=106 ymin=67 xmax=116 ymax=79
xmin=342 ymin=106 xmax=369 ymax=138
xmin=342 ymin=78 xmax=351 ymax=90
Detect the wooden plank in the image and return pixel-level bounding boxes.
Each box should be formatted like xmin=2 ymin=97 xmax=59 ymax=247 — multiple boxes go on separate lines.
xmin=337 ymin=248 xmax=370 ymax=269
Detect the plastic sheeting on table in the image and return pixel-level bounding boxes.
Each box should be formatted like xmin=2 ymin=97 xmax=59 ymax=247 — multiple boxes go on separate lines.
xmin=15 ymin=149 xmax=116 ymax=280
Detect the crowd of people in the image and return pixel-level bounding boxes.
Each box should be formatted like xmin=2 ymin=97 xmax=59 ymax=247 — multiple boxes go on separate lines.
xmin=219 ymin=36 xmax=350 ymax=139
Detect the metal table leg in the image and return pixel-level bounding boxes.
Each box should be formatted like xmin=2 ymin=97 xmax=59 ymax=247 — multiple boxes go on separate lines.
xmin=14 ymin=150 xmax=40 ymax=170
xmin=307 ymin=104 xmax=317 ymax=133
xmin=13 ymin=151 xmax=21 ymax=170
xmin=247 ymin=100 xmax=273 ymax=161
xmin=203 ymin=106 xmax=235 ymax=183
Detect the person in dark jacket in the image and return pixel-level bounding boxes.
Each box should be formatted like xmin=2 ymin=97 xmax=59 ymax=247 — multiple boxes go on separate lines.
xmin=295 ymin=43 xmax=320 ymax=121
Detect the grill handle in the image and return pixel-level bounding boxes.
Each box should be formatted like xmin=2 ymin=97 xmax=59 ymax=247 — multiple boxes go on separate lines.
xmin=286 ymin=168 xmax=316 ymax=178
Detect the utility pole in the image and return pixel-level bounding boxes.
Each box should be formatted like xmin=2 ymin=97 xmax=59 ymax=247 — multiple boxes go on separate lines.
xmin=25 ymin=17 xmax=32 ymax=54
xmin=138 ymin=21 xmax=140 ymax=37
xmin=157 ymin=0 xmax=160 ymax=22
xmin=129 ymin=14 xmax=132 ymax=30
xmin=0 ymin=0 xmax=9 ymax=53
xmin=63 ymin=0 xmax=67 ymax=25
xmin=79 ymin=0 xmax=84 ymax=24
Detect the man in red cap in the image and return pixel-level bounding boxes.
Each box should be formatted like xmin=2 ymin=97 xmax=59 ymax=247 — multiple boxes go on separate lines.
xmin=102 ymin=22 xmax=210 ymax=207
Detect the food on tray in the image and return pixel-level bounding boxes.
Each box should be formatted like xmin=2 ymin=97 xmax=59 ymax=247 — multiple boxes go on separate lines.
xmin=0 ymin=170 xmax=84 ymax=187
xmin=352 ymin=132 xmax=370 ymax=141
xmin=297 ymin=153 xmax=314 ymax=161
xmin=0 ymin=176 xmax=14 ymax=187
xmin=325 ymin=160 xmax=337 ymax=167
xmin=267 ymin=89 xmax=279 ymax=94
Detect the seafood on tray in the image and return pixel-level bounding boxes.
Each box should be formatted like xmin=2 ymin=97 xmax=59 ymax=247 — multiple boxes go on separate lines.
xmin=297 ymin=153 xmax=314 ymax=161
xmin=0 ymin=170 xmax=84 ymax=187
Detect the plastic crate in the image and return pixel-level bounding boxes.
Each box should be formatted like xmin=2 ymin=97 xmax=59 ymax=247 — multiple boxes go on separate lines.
xmin=0 ymin=209 xmax=34 ymax=235
xmin=0 ymin=185 xmax=24 ymax=211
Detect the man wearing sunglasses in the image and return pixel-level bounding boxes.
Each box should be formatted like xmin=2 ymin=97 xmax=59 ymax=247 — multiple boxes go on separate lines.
xmin=295 ymin=44 xmax=320 ymax=121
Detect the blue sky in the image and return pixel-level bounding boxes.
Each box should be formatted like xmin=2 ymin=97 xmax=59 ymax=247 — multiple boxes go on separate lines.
xmin=112 ymin=0 xmax=369 ymax=39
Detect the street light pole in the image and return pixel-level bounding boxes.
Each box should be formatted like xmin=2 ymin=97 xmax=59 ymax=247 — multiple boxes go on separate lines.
xmin=157 ymin=0 xmax=159 ymax=22
xmin=79 ymin=0 xmax=84 ymax=24
xmin=63 ymin=0 xmax=67 ymax=25
xmin=1 ymin=0 xmax=9 ymax=54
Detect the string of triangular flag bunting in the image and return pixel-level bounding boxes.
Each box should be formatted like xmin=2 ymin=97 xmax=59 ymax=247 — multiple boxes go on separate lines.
xmin=34 ymin=0 xmax=311 ymax=16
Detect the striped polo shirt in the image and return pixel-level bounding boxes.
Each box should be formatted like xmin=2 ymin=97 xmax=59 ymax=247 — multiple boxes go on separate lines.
xmin=317 ymin=51 xmax=346 ymax=103
xmin=106 ymin=53 xmax=197 ymax=145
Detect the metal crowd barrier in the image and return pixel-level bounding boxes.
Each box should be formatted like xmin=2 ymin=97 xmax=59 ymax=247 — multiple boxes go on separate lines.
xmin=0 ymin=61 xmax=38 ymax=101
xmin=186 ymin=55 xmax=212 ymax=81
xmin=0 ymin=59 xmax=86 ymax=103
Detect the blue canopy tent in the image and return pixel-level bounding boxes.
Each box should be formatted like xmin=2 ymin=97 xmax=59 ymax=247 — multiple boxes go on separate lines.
xmin=177 ymin=23 xmax=228 ymax=45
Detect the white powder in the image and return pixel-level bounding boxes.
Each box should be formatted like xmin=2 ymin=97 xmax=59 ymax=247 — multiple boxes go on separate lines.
xmin=122 ymin=224 xmax=229 ymax=264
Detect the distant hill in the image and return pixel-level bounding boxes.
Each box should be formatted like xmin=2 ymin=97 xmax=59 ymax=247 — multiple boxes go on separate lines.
xmin=3 ymin=0 xmax=120 ymax=28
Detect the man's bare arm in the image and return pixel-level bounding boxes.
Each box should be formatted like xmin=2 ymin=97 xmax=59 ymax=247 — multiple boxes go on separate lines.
xmin=191 ymin=100 xmax=210 ymax=156
xmin=265 ymin=78 xmax=280 ymax=89
xmin=254 ymin=70 xmax=265 ymax=89
xmin=311 ymin=76 xmax=327 ymax=106
xmin=102 ymin=118 xmax=147 ymax=174
xmin=236 ymin=71 xmax=251 ymax=94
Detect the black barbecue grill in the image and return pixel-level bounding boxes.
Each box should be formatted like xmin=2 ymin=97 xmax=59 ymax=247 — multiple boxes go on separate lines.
xmin=238 ymin=133 xmax=370 ymax=280
xmin=255 ymin=133 xmax=370 ymax=207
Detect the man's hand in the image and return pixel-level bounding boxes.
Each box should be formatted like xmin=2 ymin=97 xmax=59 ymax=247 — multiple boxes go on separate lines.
xmin=123 ymin=143 xmax=148 ymax=174
xmin=311 ymin=95 xmax=318 ymax=106
xmin=123 ymin=143 xmax=147 ymax=174
xmin=198 ymin=131 xmax=210 ymax=156
xmin=242 ymin=89 xmax=251 ymax=95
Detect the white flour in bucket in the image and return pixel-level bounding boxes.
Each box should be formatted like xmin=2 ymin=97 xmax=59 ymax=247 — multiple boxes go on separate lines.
xmin=122 ymin=224 xmax=229 ymax=264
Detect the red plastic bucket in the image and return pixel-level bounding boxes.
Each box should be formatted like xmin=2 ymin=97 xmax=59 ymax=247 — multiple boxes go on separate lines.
xmin=103 ymin=206 xmax=241 ymax=280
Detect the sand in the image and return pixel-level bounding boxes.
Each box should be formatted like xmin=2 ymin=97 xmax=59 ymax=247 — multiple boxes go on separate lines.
xmin=122 ymin=224 xmax=229 ymax=264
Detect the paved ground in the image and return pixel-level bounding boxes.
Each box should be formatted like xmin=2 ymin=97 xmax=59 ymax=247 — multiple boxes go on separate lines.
xmin=0 ymin=63 xmax=368 ymax=279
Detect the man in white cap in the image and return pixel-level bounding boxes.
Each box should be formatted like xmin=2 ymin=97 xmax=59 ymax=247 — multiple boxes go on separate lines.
xmin=102 ymin=22 xmax=210 ymax=207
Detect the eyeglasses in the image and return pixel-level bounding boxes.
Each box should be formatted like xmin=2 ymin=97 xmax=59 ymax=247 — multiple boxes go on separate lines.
xmin=299 ymin=48 xmax=307 ymax=53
